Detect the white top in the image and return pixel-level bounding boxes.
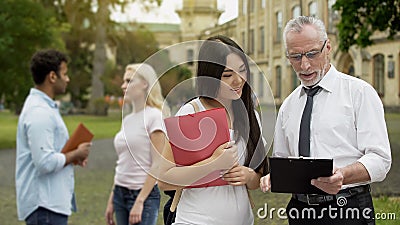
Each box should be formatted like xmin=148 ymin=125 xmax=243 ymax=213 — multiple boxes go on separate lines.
xmin=173 ymin=98 xmax=254 ymax=225
xmin=273 ymin=65 xmax=392 ymax=188
xmin=113 ymin=106 xmax=165 ymax=190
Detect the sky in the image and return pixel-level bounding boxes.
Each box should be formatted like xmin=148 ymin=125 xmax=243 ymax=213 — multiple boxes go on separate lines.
xmin=111 ymin=0 xmax=238 ymax=24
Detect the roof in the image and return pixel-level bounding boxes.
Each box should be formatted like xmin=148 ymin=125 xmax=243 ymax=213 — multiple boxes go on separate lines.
xmin=126 ymin=22 xmax=181 ymax=33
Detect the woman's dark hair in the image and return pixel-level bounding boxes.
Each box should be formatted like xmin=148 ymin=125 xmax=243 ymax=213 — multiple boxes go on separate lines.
xmin=196 ymin=35 xmax=268 ymax=175
xmin=30 ymin=49 xmax=68 ymax=85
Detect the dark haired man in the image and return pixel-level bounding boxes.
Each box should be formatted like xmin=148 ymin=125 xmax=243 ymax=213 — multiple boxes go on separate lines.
xmin=16 ymin=49 xmax=91 ymax=225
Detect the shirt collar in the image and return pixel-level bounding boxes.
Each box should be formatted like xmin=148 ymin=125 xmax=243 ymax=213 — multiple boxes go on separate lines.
xmin=30 ymin=88 xmax=58 ymax=108
xmin=317 ymin=64 xmax=337 ymax=93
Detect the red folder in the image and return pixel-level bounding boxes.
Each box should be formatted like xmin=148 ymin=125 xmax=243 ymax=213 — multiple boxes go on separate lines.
xmin=164 ymin=108 xmax=230 ymax=188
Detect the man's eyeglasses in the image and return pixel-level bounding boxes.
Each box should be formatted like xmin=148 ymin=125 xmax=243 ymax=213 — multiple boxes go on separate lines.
xmin=286 ymin=40 xmax=327 ymax=62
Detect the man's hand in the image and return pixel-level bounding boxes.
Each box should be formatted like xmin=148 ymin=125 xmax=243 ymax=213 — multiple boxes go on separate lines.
xmin=311 ymin=168 xmax=344 ymax=194
xmin=260 ymin=174 xmax=271 ymax=193
xmin=64 ymin=142 xmax=91 ymax=166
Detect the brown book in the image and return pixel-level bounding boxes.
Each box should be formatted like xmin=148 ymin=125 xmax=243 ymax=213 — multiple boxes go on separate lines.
xmin=61 ymin=123 xmax=94 ymax=154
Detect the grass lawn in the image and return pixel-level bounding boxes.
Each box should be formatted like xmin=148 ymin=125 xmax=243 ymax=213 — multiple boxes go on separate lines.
xmin=0 ymin=110 xmax=399 ymax=224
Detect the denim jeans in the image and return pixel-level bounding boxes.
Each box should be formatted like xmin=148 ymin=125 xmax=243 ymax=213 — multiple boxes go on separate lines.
xmin=113 ymin=185 xmax=160 ymax=225
xmin=25 ymin=207 xmax=68 ymax=225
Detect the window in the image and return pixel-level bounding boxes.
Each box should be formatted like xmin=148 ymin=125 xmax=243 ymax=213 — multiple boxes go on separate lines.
xmin=309 ymin=2 xmax=317 ymax=17
xmin=249 ymin=29 xmax=254 ymax=54
xmin=373 ymin=54 xmax=385 ymax=96
xmin=249 ymin=72 xmax=254 ymax=88
xmin=242 ymin=0 xmax=247 ymax=15
xmin=292 ymin=5 xmax=301 ymax=18
xmin=259 ymin=72 xmax=264 ymax=97
xmin=261 ymin=0 xmax=266 ymax=8
xmin=250 ymin=0 xmax=255 ymax=13
xmin=259 ymin=26 xmax=265 ymax=53
xmin=241 ymin=32 xmax=246 ymax=50
xmin=275 ymin=66 xmax=282 ymax=98
xmin=328 ymin=0 xmax=338 ymax=32
xmin=276 ymin=11 xmax=282 ymax=42
xmin=187 ymin=49 xmax=194 ymax=65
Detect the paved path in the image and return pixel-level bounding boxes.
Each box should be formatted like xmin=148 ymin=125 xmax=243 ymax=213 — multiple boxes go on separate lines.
xmin=0 ymin=139 xmax=116 ymax=190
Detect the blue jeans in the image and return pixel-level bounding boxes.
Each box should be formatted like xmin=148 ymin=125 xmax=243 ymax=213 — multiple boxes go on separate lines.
xmin=25 ymin=207 xmax=68 ymax=225
xmin=113 ymin=185 xmax=160 ymax=225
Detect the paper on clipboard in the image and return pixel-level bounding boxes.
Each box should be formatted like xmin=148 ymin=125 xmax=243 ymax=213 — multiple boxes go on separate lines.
xmin=61 ymin=123 xmax=94 ymax=154
xmin=163 ymin=107 xmax=230 ymax=188
xmin=269 ymin=156 xmax=333 ymax=194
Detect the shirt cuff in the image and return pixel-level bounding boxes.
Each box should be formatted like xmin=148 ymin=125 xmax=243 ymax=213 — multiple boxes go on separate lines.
xmin=55 ymin=153 xmax=67 ymax=171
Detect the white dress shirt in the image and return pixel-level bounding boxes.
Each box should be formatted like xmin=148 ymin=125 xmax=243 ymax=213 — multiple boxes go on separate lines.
xmin=273 ymin=65 xmax=391 ymax=187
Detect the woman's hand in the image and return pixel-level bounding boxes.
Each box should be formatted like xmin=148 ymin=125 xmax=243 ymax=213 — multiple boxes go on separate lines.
xmin=104 ymin=200 xmax=115 ymax=225
xmin=223 ymin=165 xmax=254 ymax=186
xmin=211 ymin=142 xmax=238 ymax=170
xmin=129 ymin=200 xmax=144 ymax=225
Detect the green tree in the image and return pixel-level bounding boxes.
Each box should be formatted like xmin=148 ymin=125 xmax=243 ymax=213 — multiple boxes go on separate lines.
xmin=41 ymin=0 xmax=161 ymax=113
xmin=40 ymin=0 xmax=100 ymax=110
xmin=86 ymin=0 xmax=162 ymax=114
xmin=333 ymin=0 xmax=400 ymax=51
xmin=115 ymin=25 xmax=159 ymax=67
xmin=102 ymin=26 xmax=159 ymax=98
xmin=0 ymin=0 xmax=65 ymax=113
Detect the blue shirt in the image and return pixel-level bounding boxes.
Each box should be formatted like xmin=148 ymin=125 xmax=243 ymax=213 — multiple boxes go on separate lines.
xmin=16 ymin=88 xmax=76 ymax=220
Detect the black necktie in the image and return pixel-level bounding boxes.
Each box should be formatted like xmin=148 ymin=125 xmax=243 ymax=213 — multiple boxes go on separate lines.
xmin=299 ymin=86 xmax=321 ymax=157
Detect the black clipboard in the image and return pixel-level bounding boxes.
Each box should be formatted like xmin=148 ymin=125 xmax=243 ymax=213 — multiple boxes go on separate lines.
xmin=269 ymin=156 xmax=333 ymax=194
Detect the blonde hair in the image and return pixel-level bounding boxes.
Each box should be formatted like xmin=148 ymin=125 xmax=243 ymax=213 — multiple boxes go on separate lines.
xmin=125 ymin=63 xmax=169 ymax=115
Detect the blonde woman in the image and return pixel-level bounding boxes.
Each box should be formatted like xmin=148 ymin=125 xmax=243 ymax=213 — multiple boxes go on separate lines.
xmin=105 ymin=63 xmax=168 ymax=225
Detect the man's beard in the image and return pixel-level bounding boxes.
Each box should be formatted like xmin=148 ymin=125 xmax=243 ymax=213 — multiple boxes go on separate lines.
xmin=297 ymin=63 xmax=328 ymax=87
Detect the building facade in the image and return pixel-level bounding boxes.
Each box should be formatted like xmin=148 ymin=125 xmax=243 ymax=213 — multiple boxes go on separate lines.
xmin=234 ymin=0 xmax=400 ymax=108
xmin=146 ymin=0 xmax=400 ymax=108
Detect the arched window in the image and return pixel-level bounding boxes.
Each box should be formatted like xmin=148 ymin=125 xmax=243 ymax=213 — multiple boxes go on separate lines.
xmin=373 ymin=54 xmax=385 ymax=96
xmin=242 ymin=0 xmax=247 ymax=15
xmin=187 ymin=49 xmax=194 ymax=65
xmin=261 ymin=0 xmax=266 ymax=8
xmin=259 ymin=26 xmax=265 ymax=53
xmin=249 ymin=0 xmax=255 ymax=13
xmin=275 ymin=66 xmax=282 ymax=98
xmin=309 ymin=2 xmax=317 ymax=17
xmin=328 ymin=0 xmax=338 ymax=32
xmin=249 ymin=29 xmax=254 ymax=54
xmin=259 ymin=72 xmax=264 ymax=97
xmin=292 ymin=5 xmax=301 ymax=18
xmin=276 ymin=11 xmax=283 ymax=42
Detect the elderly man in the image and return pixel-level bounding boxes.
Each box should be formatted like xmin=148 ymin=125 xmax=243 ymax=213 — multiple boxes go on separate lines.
xmin=260 ymin=16 xmax=391 ymax=225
